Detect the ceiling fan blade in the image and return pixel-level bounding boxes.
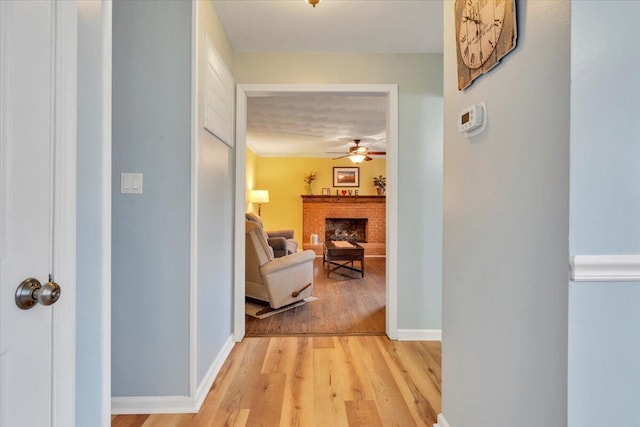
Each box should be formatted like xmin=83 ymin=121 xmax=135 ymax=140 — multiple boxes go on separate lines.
xmin=329 ymin=139 xmax=385 ymax=161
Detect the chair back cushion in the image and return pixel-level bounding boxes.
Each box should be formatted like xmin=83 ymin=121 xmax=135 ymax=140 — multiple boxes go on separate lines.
xmin=245 ymin=212 xmax=264 ymax=228
xmin=245 ymin=220 xmax=274 ymax=285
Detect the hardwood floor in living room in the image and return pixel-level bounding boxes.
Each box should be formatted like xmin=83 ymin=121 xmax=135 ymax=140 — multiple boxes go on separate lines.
xmin=245 ymin=257 xmax=386 ymax=336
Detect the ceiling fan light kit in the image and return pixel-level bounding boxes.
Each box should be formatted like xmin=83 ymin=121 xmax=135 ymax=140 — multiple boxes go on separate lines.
xmin=330 ymin=139 xmax=386 ymax=164
xmin=306 ymin=0 xmax=320 ymax=8
xmin=349 ymin=154 xmax=366 ymax=164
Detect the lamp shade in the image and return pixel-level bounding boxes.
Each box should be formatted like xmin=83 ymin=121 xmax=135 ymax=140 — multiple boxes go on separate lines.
xmin=349 ymin=154 xmax=366 ymax=164
xmin=249 ymin=190 xmax=269 ymax=204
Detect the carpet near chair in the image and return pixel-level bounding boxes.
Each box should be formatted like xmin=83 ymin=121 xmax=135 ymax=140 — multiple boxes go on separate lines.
xmin=245 ymin=296 xmax=318 ymax=319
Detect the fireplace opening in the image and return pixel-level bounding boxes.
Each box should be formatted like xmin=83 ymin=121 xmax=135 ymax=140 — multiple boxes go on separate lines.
xmin=325 ymin=218 xmax=367 ymax=243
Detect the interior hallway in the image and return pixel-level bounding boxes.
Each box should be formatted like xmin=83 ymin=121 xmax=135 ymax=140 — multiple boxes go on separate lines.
xmin=112 ymin=335 xmax=441 ymax=426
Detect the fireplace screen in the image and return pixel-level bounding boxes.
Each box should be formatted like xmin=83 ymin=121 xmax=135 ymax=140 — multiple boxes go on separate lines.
xmin=325 ymin=218 xmax=367 ymax=243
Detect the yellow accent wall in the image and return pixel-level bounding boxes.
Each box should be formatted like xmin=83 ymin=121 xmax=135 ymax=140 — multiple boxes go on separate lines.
xmin=255 ymin=156 xmax=386 ymax=245
xmin=245 ymin=147 xmax=259 ymax=212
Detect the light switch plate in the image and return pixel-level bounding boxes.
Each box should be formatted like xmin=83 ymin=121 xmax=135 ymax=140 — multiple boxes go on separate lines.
xmin=121 ymin=173 xmax=143 ymax=194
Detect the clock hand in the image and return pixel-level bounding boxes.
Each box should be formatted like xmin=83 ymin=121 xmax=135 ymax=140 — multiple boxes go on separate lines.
xmin=462 ymin=15 xmax=480 ymax=25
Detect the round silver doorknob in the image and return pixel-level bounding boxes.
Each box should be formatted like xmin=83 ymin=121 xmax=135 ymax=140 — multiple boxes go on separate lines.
xmin=15 ymin=277 xmax=61 ymax=310
xmin=37 ymin=280 xmax=61 ymax=306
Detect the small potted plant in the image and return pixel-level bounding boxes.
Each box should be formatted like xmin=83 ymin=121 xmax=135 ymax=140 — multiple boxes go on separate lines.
xmin=373 ymin=175 xmax=386 ymax=195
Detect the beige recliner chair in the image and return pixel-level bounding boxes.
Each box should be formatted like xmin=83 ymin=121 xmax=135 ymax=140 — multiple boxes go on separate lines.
xmin=246 ymin=212 xmax=298 ymax=257
xmin=245 ymin=220 xmax=315 ymax=309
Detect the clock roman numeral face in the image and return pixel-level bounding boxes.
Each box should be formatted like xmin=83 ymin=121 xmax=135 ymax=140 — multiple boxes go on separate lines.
xmin=458 ymin=0 xmax=506 ymax=69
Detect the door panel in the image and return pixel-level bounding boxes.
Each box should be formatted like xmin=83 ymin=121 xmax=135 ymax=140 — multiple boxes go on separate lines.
xmin=0 ymin=1 xmax=55 ymax=426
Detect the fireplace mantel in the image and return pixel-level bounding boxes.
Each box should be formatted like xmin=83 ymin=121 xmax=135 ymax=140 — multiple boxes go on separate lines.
xmin=302 ymin=195 xmax=386 ymax=256
xmin=301 ymin=195 xmax=385 ymax=203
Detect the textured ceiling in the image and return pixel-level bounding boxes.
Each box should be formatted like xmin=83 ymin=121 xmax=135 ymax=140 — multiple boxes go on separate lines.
xmin=212 ymin=0 xmax=443 ymax=53
xmin=247 ymin=94 xmax=387 ymax=157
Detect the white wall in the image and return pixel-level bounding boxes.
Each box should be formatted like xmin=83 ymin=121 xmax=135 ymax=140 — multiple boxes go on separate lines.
xmin=569 ymin=2 xmax=640 ymax=426
xmin=442 ymin=1 xmax=570 ymax=426
xmin=234 ymin=53 xmax=444 ymax=331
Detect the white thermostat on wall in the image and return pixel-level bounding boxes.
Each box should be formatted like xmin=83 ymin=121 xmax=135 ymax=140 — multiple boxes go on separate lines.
xmin=458 ymin=102 xmax=487 ymax=138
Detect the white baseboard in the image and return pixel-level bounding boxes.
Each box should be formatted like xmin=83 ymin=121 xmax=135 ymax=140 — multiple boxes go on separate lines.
xmin=112 ymin=336 xmax=235 ymax=415
xmin=397 ymin=329 xmax=442 ymax=341
xmin=434 ymin=413 xmax=450 ymax=427
xmin=570 ymin=255 xmax=640 ymax=282
xmin=111 ymin=395 xmax=197 ymax=415
xmin=193 ymin=336 xmax=234 ymax=409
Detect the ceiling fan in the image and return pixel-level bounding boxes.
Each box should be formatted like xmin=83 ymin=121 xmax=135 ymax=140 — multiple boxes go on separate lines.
xmin=330 ymin=139 xmax=386 ymax=164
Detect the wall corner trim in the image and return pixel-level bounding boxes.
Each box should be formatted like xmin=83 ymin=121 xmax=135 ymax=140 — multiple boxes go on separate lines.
xmin=193 ymin=336 xmax=235 ymax=410
xmin=111 ymin=336 xmax=234 ymax=415
xmin=397 ymin=329 xmax=442 ymax=341
xmin=570 ymin=255 xmax=640 ymax=282
xmin=434 ymin=413 xmax=451 ymax=427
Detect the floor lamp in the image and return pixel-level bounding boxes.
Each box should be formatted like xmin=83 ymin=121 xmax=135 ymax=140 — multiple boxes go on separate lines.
xmin=249 ymin=190 xmax=269 ymax=216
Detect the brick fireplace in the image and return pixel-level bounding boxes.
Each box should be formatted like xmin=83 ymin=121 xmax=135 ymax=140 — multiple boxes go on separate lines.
xmin=302 ymin=195 xmax=385 ymax=256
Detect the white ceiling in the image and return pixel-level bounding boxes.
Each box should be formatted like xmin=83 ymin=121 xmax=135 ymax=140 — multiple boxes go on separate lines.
xmin=212 ymin=0 xmax=443 ymax=54
xmin=213 ymin=0 xmax=443 ymax=157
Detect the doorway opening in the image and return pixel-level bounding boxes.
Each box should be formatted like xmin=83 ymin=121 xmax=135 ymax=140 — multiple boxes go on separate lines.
xmin=234 ymin=84 xmax=399 ymax=341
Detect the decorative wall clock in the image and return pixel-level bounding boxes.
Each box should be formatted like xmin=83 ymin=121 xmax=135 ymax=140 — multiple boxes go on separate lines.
xmin=455 ymin=0 xmax=517 ymax=90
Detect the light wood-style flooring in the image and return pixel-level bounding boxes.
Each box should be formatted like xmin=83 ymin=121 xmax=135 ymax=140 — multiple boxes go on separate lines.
xmin=112 ymin=336 xmax=441 ymax=427
xmin=245 ymin=257 xmax=386 ymax=336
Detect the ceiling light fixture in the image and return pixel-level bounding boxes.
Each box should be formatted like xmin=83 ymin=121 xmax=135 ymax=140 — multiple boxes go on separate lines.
xmin=306 ymin=0 xmax=320 ymax=8
xmin=349 ymin=154 xmax=366 ymax=164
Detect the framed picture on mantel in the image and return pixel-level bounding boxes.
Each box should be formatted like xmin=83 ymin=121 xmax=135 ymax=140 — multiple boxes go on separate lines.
xmin=333 ymin=167 xmax=359 ymax=187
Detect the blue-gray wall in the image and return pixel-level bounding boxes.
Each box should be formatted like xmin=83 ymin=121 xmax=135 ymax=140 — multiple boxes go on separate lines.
xmin=195 ymin=140 xmax=233 ymax=383
xmin=442 ymin=1 xmax=570 ymax=426
xmin=194 ymin=0 xmax=235 ymax=384
xmin=77 ymin=1 xmax=107 ymax=423
xmin=112 ymin=0 xmax=192 ymax=396
xmin=569 ymin=2 xmax=640 ymax=426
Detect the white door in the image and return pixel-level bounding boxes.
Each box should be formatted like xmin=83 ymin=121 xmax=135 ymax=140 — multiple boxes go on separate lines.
xmin=0 ymin=1 xmax=76 ymax=426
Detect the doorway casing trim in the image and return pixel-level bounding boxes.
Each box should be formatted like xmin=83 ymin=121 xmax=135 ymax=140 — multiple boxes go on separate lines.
xmin=233 ymin=84 xmax=399 ymax=341
xmin=100 ymin=1 xmax=112 ymax=425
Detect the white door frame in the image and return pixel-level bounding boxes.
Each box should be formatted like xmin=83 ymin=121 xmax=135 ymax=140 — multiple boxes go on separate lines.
xmin=100 ymin=2 xmax=112 ymax=425
xmin=233 ymin=84 xmax=399 ymax=341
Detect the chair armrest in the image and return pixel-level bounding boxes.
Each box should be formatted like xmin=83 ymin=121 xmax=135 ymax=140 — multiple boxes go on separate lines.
xmin=267 ymin=237 xmax=287 ymax=250
xmin=261 ymin=250 xmax=315 ymax=276
xmin=267 ymin=229 xmax=295 ymax=239
xmin=261 ymin=250 xmax=315 ymax=308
